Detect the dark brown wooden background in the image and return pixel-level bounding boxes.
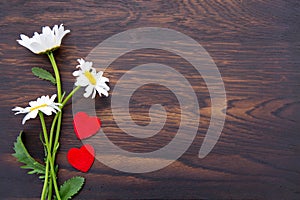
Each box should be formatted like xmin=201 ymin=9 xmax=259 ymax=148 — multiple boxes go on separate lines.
xmin=1 ymin=0 xmax=299 ymax=199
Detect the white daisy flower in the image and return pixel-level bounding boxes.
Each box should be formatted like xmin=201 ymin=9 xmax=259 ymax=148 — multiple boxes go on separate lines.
xmin=12 ymin=94 xmax=61 ymax=124
xmin=73 ymin=58 xmax=110 ymax=99
xmin=17 ymin=24 xmax=70 ymax=54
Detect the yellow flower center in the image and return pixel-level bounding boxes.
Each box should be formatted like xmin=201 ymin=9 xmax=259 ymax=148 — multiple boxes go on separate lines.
xmin=84 ymin=71 xmax=97 ymax=85
xmin=30 ymin=104 xmax=48 ymax=112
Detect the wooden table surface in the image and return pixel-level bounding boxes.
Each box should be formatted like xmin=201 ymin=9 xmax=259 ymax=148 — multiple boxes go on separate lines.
xmin=1 ymin=0 xmax=299 ymax=199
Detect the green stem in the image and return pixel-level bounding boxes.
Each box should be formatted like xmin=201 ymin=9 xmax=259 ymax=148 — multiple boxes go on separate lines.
xmin=47 ymin=51 xmax=62 ymax=153
xmin=47 ymin=107 xmax=59 ymax=200
xmin=48 ymin=156 xmax=61 ymax=200
xmin=39 ymin=112 xmax=61 ymax=200
xmin=46 ymin=52 xmax=80 ymax=200
xmin=39 ymin=112 xmax=49 ymax=200
xmin=51 ymin=86 xmax=80 ymax=162
xmin=49 ymin=86 xmax=80 ymax=140
xmin=47 ymin=51 xmax=63 ymax=200
xmin=47 ymin=176 xmax=52 ymax=200
xmin=49 ymin=114 xmax=59 ymax=152
xmin=48 ymin=170 xmax=53 ymax=200
xmin=47 ymin=52 xmax=62 ymax=103
xmin=48 ymin=113 xmax=59 ymax=200
xmin=41 ymin=159 xmax=49 ymax=200
xmin=39 ymin=111 xmax=49 ymax=148
xmin=62 ymin=86 xmax=81 ymax=107
xmin=52 ymin=112 xmax=62 ymax=162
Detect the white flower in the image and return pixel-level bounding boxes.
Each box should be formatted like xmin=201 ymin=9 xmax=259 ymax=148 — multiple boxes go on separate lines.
xmin=73 ymin=58 xmax=110 ymax=99
xmin=17 ymin=24 xmax=70 ymax=54
xmin=12 ymin=94 xmax=61 ymax=124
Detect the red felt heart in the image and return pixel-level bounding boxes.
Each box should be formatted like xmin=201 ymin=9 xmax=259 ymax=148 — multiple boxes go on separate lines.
xmin=67 ymin=144 xmax=95 ymax=173
xmin=73 ymin=112 xmax=101 ymax=140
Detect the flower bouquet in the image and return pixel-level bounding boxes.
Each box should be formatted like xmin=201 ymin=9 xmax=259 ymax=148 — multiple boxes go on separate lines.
xmin=12 ymin=24 xmax=109 ymax=199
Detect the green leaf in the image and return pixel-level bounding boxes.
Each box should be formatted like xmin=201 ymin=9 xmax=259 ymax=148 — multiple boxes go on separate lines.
xmin=12 ymin=131 xmax=45 ymax=178
xmin=32 ymin=67 xmax=56 ymax=84
xmin=56 ymin=176 xmax=85 ymax=200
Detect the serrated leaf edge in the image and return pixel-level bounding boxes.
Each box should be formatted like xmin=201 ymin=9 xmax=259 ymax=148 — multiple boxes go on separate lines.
xmin=12 ymin=131 xmax=45 ymax=177
xmin=32 ymin=67 xmax=56 ymax=84
xmin=57 ymin=176 xmax=85 ymax=200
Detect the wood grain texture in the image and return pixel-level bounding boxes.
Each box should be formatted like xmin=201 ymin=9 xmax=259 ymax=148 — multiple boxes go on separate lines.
xmin=0 ymin=0 xmax=299 ymax=199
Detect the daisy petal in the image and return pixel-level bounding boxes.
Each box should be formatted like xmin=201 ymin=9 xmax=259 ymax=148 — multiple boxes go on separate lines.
xmin=13 ymin=94 xmax=60 ymax=125
xmin=84 ymin=85 xmax=94 ymax=98
xmin=50 ymin=94 xmax=57 ymax=102
xmin=17 ymin=24 xmax=70 ymax=54
xmin=92 ymin=88 xmax=97 ymax=99
xmin=22 ymin=113 xmax=32 ymax=124
xmin=73 ymin=58 xmax=110 ymax=99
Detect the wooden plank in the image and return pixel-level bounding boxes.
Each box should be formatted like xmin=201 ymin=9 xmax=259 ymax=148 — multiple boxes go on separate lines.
xmin=0 ymin=0 xmax=299 ymax=199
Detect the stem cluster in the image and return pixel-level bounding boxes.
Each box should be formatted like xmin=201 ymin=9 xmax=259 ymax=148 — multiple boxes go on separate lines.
xmin=39 ymin=52 xmax=80 ymax=200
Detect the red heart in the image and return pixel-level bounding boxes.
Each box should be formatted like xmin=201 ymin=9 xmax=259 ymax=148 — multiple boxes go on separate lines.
xmin=67 ymin=144 xmax=95 ymax=173
xmin=73 ymin=112 xmax=101 ymax=140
